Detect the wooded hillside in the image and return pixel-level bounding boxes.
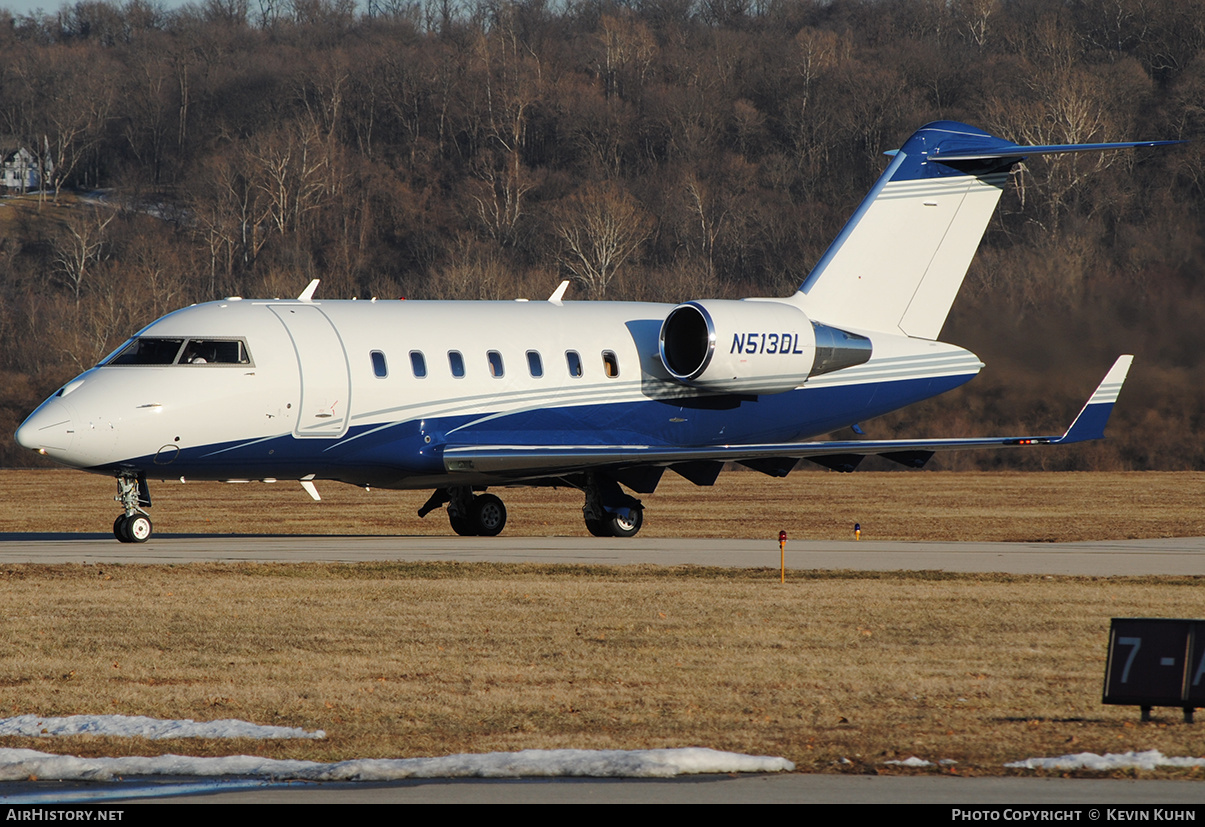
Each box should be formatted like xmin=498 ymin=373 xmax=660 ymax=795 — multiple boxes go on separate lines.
xmin=1 ymin=0 xmax=1202 ymax=470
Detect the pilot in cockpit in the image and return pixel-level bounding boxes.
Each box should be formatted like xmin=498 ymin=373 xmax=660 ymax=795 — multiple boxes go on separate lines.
xmin=181 ymin=342 xmax=208 ymax=364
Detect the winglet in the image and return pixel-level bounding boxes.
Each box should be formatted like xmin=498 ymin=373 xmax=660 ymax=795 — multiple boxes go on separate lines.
xmin=297 ymin=279 xmax=321 ymax=302
xmin=548 ymin=280 xmax=569 ymax=304
xmin=1054 ymin=356 xmax=1134 ymax=444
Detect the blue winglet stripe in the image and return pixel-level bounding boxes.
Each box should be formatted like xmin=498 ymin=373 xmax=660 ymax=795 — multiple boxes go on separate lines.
xmin=1058 ymin=403 xmax=1116 ymax=444
xmin=1054 ymin=356 xmax=1133 ymax=444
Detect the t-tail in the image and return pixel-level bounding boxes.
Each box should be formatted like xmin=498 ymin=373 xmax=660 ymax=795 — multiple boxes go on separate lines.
xmin=790 ymin=121 xmax=1180 ymax=340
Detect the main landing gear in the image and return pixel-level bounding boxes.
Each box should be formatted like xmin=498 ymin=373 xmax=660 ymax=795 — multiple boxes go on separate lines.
xmin=417 ymin=473 xmax=647 ymax=539
xmin=113 ymin=473 xmax=153 ymax=543
xmin=418 ymin=487 xmax=508 ymax=536
xmin=581 ymin=472 xmax=644 ymax=538
xmin=584 ymin=508 xmax=643 ymax=538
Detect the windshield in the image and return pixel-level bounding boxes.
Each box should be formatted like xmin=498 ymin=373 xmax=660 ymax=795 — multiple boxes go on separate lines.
xmin=104 ymin=337 xmax=251 ymax=366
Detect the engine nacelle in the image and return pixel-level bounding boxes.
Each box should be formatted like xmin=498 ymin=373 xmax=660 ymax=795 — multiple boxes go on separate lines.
xmin=658 ymin=299 xmax=871 ymax=394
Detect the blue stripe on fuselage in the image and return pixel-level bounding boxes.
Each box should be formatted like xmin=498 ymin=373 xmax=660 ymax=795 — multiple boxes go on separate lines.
xmin=94 ymin=372 xmax=974 ymax=486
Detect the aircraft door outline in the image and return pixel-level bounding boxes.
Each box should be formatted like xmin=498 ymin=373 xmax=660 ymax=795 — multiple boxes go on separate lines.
xmin=269 ymin=304 xmax=352 ymax=439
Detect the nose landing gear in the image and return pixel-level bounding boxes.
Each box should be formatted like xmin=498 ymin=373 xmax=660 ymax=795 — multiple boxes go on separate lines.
xmin=113 ymin=473 xmax=153 ymax=543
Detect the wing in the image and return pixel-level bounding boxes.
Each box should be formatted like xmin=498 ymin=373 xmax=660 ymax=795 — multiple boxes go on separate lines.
xmin=442 ymin=356 xmax=1132 ymax=479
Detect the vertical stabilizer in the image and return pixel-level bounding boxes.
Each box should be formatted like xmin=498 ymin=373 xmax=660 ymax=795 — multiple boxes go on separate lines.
xmin=792 ymin=122 xmax=1008 ymax=340
xmin=791 ymin=122 xmax=1178 ymax=340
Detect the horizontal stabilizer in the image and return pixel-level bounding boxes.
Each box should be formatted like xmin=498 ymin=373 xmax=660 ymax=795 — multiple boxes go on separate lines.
xmin=441 ymin=357 xmax=1132 ymax=478
xmin=928 ymin=139 xmax=1183 ymax=165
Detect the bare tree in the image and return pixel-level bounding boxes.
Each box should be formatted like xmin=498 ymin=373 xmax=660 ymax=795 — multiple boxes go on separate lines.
xmin=190 ymin=146 xmax=273 ymax=289
xmin=595 ymin=12 xmax=656 ymax=101
xmin=53 ymin=205 xmax=117 ymax=304
xmin=953 ymin=0 xmax=999 ymax=48
xmin=555 ymin=182 xmax=652 ymax=300
xmin=249 ymin=121 xmax=333 ymax=237
xmin=463 ymin=5 xmax=542 ymax=246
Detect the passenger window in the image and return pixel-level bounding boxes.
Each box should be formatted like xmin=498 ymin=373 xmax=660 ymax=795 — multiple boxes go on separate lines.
xmin=527 ymin=351 xmax=543 ymax=378
xmin=602 ymin=350 xmax=619 ymax=378
xmin=448 ymin=351 xmax=465 ymax=378
xmin=487 ymin=350 xmax=504 ymax=378
xmin=410 ymin=351 xmax=427 ymax=378
xmin=370 ymin=351 xmax=387 ymax=378
xmin=566 ymin=350 xmax=583 ymax=378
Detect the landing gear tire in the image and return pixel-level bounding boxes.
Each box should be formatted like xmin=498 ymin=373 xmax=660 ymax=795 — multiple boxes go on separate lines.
xmin=469 ymin=494 xmax=507 ymax=537
xmin=114 ymin=513 xmax=153 ymax=543
xmin=126 ymin=514 xmax=153 ymax=543
xmin=449 ymin=512 xmax=476 ymax=536
xmin=447 ymin=493 xmax=507 ymax=536
xmin=607 ymin=507 xmax=643 ymax=538
xmin=584 ymin=507 xmax=644 ymax=538
xmin=581 ymin=471 xmax=643 ymax=539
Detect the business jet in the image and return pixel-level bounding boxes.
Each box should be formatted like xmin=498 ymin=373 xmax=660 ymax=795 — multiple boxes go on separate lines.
xmin=16 ymin=122 xmax=1175 ymax=543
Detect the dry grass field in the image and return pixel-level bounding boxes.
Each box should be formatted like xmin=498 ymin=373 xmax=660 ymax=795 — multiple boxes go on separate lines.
xmin=2 ymin=469 xmax=1204 ymax=778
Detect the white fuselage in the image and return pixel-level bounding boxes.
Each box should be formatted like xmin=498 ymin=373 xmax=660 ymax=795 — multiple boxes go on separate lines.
xmin=17 ymin=297 xmax=983 ymax=489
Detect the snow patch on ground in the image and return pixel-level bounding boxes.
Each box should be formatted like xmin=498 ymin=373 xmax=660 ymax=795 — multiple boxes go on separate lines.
xmin=884 ymin=756 xmax=934 ymax=767
xmin=1006 ymin=750 xmax=1205 ymax=771
xmin=0 ymin=715 xmax=792 ymax=781
xmin=0 ymin=747 xmax=794 ymax=782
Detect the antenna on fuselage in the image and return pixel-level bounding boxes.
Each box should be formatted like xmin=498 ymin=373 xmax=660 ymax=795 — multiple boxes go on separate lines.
xmin=548 ymin=280 xmax=569 ymax=305
xmin=297 ymin=279 xmax=321 ymax=302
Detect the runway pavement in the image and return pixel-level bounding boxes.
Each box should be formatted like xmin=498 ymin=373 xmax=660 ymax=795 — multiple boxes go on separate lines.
xmin=1 ymin=532 xmax=1203 ymax=576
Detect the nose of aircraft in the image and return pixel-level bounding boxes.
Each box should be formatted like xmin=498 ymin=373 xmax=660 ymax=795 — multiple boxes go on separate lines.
xmin=15 ymin=397 xmax=74 ymax=454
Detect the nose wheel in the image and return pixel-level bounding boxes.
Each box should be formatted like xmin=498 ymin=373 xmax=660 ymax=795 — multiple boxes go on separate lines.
xmin=113 ymin=474 xmax=153 ymax=543
xmin=114 ymin=513 xmax=153 ymax=543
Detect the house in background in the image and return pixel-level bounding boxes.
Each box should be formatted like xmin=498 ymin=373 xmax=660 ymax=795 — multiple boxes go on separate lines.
xmin=2 ymin=147 xmax=52 ymax=192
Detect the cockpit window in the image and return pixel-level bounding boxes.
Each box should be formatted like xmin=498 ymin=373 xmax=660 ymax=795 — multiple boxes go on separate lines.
xmin=105 ymin=337 xmax=252 ymax=366
xmin=181 ymin=340 xmax=251 ymax=365
xmin=107 ymin=338 xmax=185 ymax=365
